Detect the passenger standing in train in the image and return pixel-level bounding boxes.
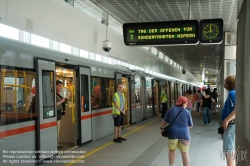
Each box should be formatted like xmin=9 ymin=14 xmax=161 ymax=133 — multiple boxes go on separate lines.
xmin=221 ymin=75 xmax=236 ymax=166
xmin=200 ymin=90 xmax=214 ymax=125
xmin=160 ymin=96 xmax=193 ymax=166
xmin=185 ymin=90 xmax=194 ymax=116
xmin=160 ymin=85 xmax=168 ymax=118
xmin=56 ymin=80 xmax=65 ymax=149
xmin=112 ymin=83 xmax=127 ymax=143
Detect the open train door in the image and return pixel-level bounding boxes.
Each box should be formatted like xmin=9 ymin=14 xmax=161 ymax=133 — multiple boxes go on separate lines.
xmin=78 ymin=67 xmax=92 ymax=144
xmin=35 ymin=58 xmax=57 ymax=162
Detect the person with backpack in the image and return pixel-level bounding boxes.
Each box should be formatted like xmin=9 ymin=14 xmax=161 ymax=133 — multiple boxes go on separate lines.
xmin=200 ymin=89 xmax=215 ymax=125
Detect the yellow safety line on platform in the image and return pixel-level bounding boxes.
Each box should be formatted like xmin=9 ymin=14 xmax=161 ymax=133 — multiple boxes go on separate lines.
xmin=65 ymin=117 xmax=160 ymax=166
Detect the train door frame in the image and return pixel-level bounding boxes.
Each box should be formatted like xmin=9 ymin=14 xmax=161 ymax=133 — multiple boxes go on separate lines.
xmin=129 ymin=75 xmax=136 ymax=124
xmin=35 ymin=58 xmax=57 ymax=161
xmin=168 ymin=82 xmax=171 ymax=108
xmin=141 ymin=77 xmax=146 ymax=121
xmin=115 ymin=73 xmax=135 ymax=126
xmin=77 ymin=66 xmax=92 ymax=145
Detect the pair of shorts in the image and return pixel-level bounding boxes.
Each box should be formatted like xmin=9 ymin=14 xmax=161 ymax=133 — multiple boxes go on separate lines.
xmin=113 ymin=114 xmax=124 ymax=126
xmin=168 ymin=139 xmax=190 ymax=153
xmin=223 ymin=124 xmax=235 ymax=153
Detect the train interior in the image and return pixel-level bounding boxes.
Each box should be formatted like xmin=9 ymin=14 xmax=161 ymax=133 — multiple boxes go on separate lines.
xmin=56 ymin=66 xmax=77 ymax=150
xmin=0 ymin=68 xmax=36 ymax=126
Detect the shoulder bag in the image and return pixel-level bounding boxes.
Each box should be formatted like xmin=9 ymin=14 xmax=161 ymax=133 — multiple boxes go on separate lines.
xmin=162 ymin=108 xmax=184 ymax=138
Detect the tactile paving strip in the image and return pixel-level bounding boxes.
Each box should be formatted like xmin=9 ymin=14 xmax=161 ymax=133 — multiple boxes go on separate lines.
xmin=128 ymin=136 xmax=167 ymax=166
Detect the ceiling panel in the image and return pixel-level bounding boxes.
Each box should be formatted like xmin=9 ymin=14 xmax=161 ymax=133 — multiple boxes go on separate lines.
xmin=77 ymin=0 xmax=237 ymax=82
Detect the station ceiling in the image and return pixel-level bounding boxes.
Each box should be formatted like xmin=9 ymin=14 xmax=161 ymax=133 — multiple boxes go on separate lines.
xmin=75 ymin=0 xmax=238 ymax=83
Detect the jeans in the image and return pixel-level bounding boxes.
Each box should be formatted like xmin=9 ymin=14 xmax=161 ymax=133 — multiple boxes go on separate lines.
xmin=161 ymin=103 xmax=167 ymax=118
xmin=197 ymin=102 xmax=200 ymax=112
xmin=223 ymin=124 xmax=235 ymax=152
xmin=202 ymin=107 xmax=211 ymax=124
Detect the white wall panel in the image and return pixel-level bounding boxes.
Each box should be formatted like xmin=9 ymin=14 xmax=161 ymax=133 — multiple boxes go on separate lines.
xmin=0 ymin=0 xmax=198 ymax=83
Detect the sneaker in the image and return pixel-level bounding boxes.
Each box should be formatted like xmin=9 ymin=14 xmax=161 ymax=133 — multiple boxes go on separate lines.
xmin=118 ymin=137 xmax=126 ymax=141
xmin=113 ymin=138 xmax=122 ymax=143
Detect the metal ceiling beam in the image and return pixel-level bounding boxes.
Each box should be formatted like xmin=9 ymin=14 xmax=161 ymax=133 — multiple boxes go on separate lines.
xmin=123 ymin=1 xmax=146 ymax=22
xmin=209 ymin=0 xmax=212 ymax=18
xmin=226 ymin=0 xmax=236 ymax=31
xmin=219 ymin=0 xmax=223 ymax=18
xmin=134 ymin=0 xmax=154 ymax=21
xmin=145 ymin=1 xmax=161 ymax=21
xmin=165 ymin=0 xmax=177 ymax=20
xmin=113 ymin=0 xmax=138 ymax=21
xmin=197 ymin=0 xmax=203 ymax=19
xmin=89 ymin=0 xmax=131 ymax=23
xmin=176 ymin=0 xmax=186 ymax=20
xmin=154 ymin=0 xmax=169 ymax=21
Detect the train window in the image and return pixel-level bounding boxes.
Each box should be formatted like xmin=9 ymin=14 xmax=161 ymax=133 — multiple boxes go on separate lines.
xmin=91 ymin=77 xmax=115 ymax=110
xmin=42 ymin=71 xmax=55 ymax=119
xmin=0 ymin=68 xmax=36 ymax=126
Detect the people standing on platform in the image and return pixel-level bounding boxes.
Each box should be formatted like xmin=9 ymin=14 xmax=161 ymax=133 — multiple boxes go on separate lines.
xmin=160 ymin=96 xmax=193 ymax=166
xmin=56 ymin=80 xmax=66 ymax=149
xmin=200 ymin=90 xmax=214 ymax=125
xmin=192 ymin=90 xmax=198 ymax=117
xmin=221 ymin=75 xmax=236 ymax=166
xmin=185 ymin=90 xmax=194 ymax=116
xmin=211 ymin=88 xmax=218 ymax=115
xmin=160 ymin=85 xmax=168 ymax=118
xmin=197 ymin=90 xmax=203 ymax=115
xmin=112 ymin=83 xmax=127 ymax=143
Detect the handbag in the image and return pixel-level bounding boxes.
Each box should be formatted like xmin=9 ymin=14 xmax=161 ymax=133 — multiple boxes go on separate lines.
xmin=56 ymin=93 xmax=66 ymax=116
xmin=162 ymin=108 xmax=184 ymax=138
xmin=218 ymin=126 xmax=224 ymax=135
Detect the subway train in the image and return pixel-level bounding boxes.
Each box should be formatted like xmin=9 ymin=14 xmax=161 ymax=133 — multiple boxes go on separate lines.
xmin=0 ymin=36 xmax=194 ymax=164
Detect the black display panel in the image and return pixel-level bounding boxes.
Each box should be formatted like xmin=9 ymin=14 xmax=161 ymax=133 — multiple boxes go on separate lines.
xmin=199 ymin=18 xmax=223 ymax=44
xmin=123 ymin=20 xmax=199 ymax=46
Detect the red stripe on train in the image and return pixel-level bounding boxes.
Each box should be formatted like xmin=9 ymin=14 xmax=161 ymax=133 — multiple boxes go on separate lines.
xmin=1 ymin=110 xmax=112 ymax=138
xmin=0 ymin=121 xmax=57 ymax=138
xmin=40 ymin=121 xmax=57 ymax=129
xmin=81 ymin=110 xmax=112 ymax=120
xmin=0 ymin=125 xmax=35 ymax=138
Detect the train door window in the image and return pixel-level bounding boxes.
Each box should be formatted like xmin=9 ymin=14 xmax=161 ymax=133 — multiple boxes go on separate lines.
xmin=42 ymin=71 xmax=55 ymax=119
xmin=0 ymin=68 xmax=36 ymax=126
xmin=135 ymin=76 xmax=141 ymax=103
xmin=91 ymin=78 xmax=101 ymax=109
xmin=81 ymin=75 xmax=89 ymax=112
xmin=90 ymin=77 xmax=115 ymax=109
xmin=56 ymin=68 xmax=75 ymax=108
xmin=122 ymin=77 xmax=129 ymax=125
xmin=105 ymin=79 xmax=115 ymax=107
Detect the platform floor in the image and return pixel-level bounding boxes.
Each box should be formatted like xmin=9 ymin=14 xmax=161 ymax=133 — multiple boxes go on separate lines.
xmin=42 ymin=113 xmax=226 ymax=166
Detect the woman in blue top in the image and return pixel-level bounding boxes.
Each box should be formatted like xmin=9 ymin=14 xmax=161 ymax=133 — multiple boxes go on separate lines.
xmin=160 ymin=96 xmax=193 ymax=166
xmin=221 ymin=75 xmax=236 ymax=166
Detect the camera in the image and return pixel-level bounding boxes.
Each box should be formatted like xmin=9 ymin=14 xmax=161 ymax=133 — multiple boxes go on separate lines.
xmin=182 ymin=67 xmax=186 ymax=74
xmin=102 ymin=40 xmax=111 ymax=52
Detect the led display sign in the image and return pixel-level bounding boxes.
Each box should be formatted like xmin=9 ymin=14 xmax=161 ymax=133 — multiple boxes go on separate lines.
xmin=123 ymin=20 xmax=199 ymax=46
